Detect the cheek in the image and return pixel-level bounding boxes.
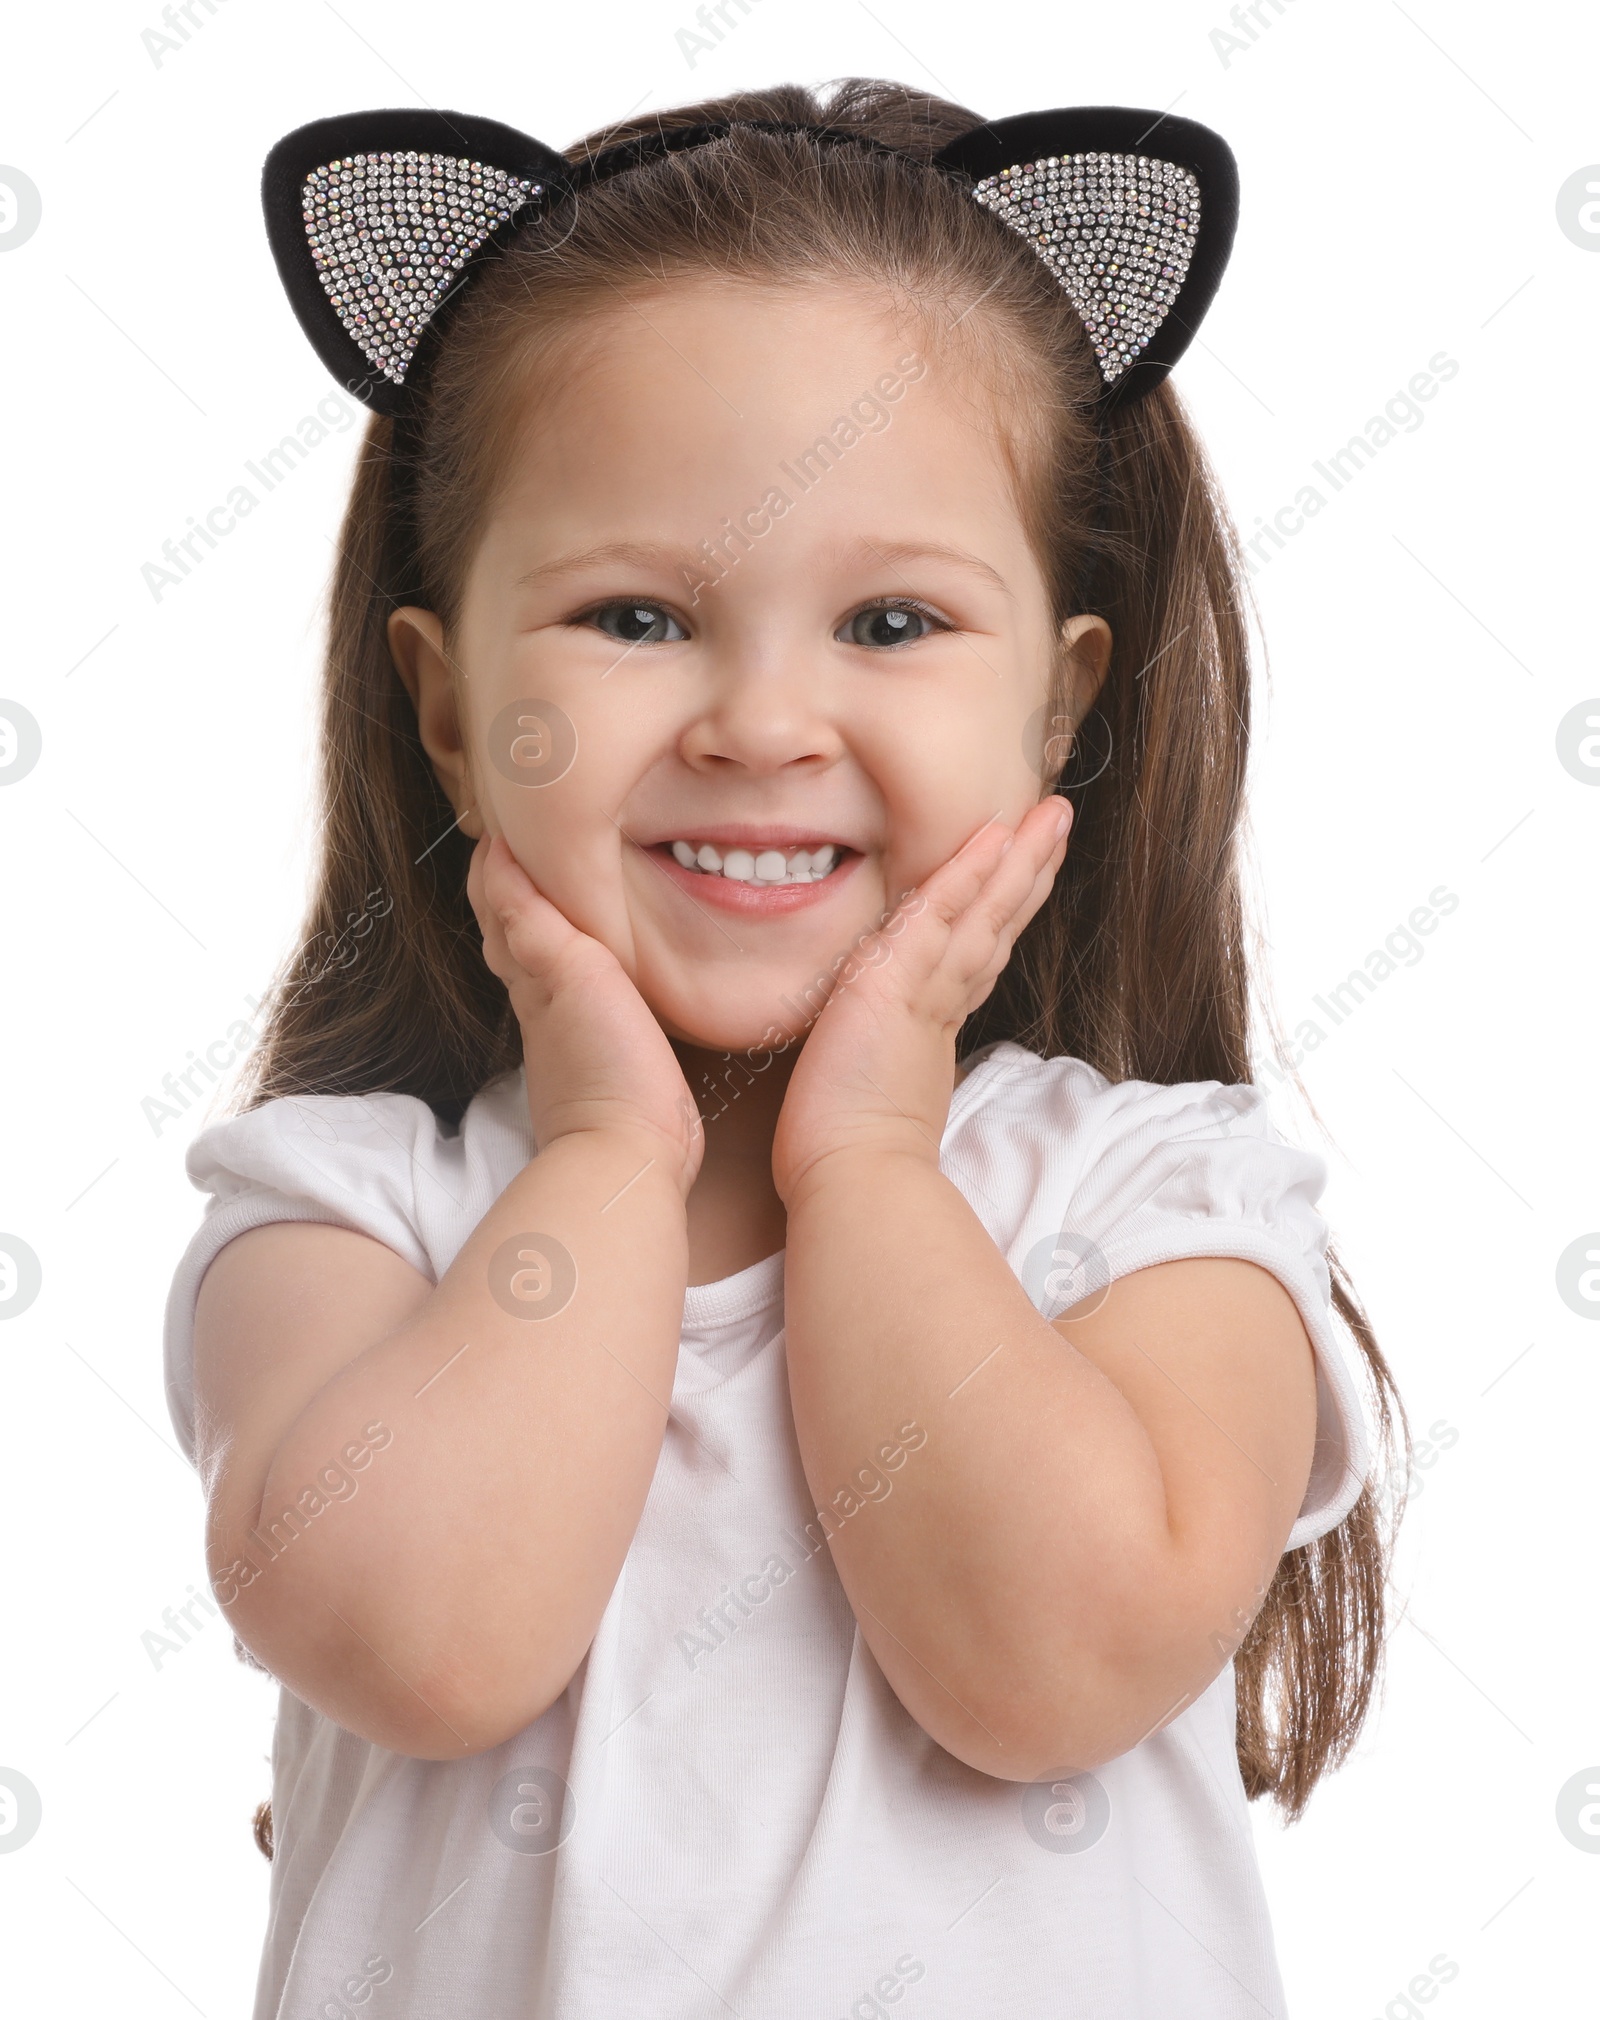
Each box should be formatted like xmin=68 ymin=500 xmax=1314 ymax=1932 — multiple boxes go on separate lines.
xmin=854 ymin=713 xmax=1044 ymax=892
xmin=469 ymin=703 xmax=643 ymax=945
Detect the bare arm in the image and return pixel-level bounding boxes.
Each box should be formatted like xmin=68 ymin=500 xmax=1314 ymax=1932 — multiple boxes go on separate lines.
xmin=773 ymin=801 xmax=1317 ymax=1780
xmin=782 ymin=1158 xmax=1316 ymax=1780
xmin=193 ymin=835 xmax=701 ymax=1758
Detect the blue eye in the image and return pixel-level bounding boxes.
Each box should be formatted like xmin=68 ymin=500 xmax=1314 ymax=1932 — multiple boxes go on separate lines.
xmin=838 ymin=602 xmax=943 ymax=649
xmin=587 ymin=601 xmax=686 ymax=645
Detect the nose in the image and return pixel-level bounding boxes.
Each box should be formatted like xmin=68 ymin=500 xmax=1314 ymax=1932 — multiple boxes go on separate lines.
xmin=678 ymin=648 xmax=846 ymax=779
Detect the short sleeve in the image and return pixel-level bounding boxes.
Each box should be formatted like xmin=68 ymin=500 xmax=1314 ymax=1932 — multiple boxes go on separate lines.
xmin=941 ymin=1045 xmax=1373 ymax=1552
xmin=162 ymin=1090 xmax=472 ymax=1469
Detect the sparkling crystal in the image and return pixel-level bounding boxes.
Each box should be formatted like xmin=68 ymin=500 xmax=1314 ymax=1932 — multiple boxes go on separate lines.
xmin=301 ymin=150 xmax=542 ymax=383
xmin=970 ymin=150 xmax=1201 ymax=384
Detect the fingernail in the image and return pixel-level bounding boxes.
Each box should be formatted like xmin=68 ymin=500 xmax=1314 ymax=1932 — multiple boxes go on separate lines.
xmin=999 ymin=833 xmax=1015 ymax=856
xmin=1054 ymin=803 xmax=1072 ymax=839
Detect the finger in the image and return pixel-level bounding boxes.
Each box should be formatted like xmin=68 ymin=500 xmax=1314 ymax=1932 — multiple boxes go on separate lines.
xmin=465 ymin=832 xmax=493 ymax=929
xmin=947 ymin=803 xmax=1070 ymax=981
xmin=480 ymin=836 xmax=589 ymax=977
xmin=963 ymin=800 xmax=1069 ymax=939
xmin=910 ymin=811 xmax=1016 ymax=928
xmin=963 ymin=857 xmax=1059 ymax=1003
xmin=465 ymin=835 xmax=512 ymax=972
xmin=466 ymin=835 xmax=525 ymax=969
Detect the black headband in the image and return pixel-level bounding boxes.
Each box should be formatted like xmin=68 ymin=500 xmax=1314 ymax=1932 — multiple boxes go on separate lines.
xmin=261 ymin=102 xmax=1239 ymax=421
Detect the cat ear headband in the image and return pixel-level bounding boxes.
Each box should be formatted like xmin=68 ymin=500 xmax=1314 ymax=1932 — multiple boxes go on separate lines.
xmin=261 ymin=103 xmax=1239 ymax=420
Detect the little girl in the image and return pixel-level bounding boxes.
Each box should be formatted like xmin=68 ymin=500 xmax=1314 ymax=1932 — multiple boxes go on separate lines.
xmin=168 ymin=80 xmax=1406 ymax=2018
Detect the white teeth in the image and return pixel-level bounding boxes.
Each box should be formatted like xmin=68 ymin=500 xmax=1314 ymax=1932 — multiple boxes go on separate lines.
xmin=665 ymin=840 xmax=844 ymax=884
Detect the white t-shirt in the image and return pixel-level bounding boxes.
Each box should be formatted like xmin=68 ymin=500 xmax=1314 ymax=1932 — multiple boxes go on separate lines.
xmin=164 ymin=1041 xmax=1371 ymax=2020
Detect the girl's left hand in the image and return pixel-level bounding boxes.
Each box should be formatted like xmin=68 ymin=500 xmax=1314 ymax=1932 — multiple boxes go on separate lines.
xmin=771 ymin=796 xmax=1073 ymax=1205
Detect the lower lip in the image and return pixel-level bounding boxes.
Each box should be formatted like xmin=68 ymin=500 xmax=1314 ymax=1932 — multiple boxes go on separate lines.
xmin=644 ymin=846 xmax=860 ymax=915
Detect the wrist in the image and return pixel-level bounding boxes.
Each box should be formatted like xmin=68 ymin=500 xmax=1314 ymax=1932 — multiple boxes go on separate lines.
xmin=776 ymin=1130 xmax=942 ymax=1215
xmin=532 ymin=1113 xmax=698 ymax=1206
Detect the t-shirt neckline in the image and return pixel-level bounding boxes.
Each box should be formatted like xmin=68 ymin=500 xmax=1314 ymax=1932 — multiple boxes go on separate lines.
xmin=676 ymin=1042 xmax=1025 ymax=1334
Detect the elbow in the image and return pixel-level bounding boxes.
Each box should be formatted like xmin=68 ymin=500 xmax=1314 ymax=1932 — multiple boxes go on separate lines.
xmin=916 ymin=1692 xmax=1136 ymax=1787
xmin=904 ymin=1621 xmax=1224 ymax=1785
xmin=220 ymin=1574 xmax=578 ymax=1762
xmin=313 ymin=1641 xmax=582 ymax=1762
xmin=393 ymin=1673 xmax=574 ymax=1761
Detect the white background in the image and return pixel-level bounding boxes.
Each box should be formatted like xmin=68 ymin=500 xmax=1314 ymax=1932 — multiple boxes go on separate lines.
xmin=1 ymin=0 xmax=1595 ymax=2013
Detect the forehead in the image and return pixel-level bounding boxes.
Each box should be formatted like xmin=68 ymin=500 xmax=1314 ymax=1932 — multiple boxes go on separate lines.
xmin=474 ymin=279 xmax=1040 ymax=583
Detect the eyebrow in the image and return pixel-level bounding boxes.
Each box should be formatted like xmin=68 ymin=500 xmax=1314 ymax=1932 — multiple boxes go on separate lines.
xmin=513 ymin=541 xmax=687 ymax=589
xmin=845 ymin=539 xmax=1010 ymax=594
xmin=510 ymin=535 xmax=1011 ymax=594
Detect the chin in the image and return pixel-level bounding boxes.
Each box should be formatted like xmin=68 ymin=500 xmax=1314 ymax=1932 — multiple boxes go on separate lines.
xmin=656 ymin=999 xmax=811 ymax=1059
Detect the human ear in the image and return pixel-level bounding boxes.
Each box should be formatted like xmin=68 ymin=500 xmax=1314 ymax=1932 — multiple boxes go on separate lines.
xmin=1059 ymin=612 xmax=1113 ymax=717
xmin=1037 ymin=614 xmax=1114 ymax=791
xmin=386 ymin=606 xmax=484 ymax=839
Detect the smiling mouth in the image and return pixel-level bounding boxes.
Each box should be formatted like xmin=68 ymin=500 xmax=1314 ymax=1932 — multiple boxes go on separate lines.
xmin=658 ymin=839 xmax=846 ymax=887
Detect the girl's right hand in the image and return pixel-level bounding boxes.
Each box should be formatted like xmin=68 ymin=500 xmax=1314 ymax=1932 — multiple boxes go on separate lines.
xmin=467 ymin=833 xmax=705 ymax=1197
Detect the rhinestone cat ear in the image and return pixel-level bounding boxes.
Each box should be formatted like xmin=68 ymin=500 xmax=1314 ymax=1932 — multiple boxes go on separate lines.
xmin=262 ymin=109 xmax=570 ymax=415
xmin=262 ymin=104 xmax=1237 ymax=419
xmin=934 ymin=107 xmax=1239 ymax=410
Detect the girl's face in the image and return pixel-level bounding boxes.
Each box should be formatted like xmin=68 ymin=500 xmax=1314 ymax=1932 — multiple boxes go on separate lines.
xmin=392 ymin=281 xmax=1110 ymax=1054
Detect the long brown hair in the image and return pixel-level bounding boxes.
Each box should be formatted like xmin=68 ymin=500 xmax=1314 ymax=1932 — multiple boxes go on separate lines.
xmin=237 ymin=78 xmax=1409 ymax=1834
